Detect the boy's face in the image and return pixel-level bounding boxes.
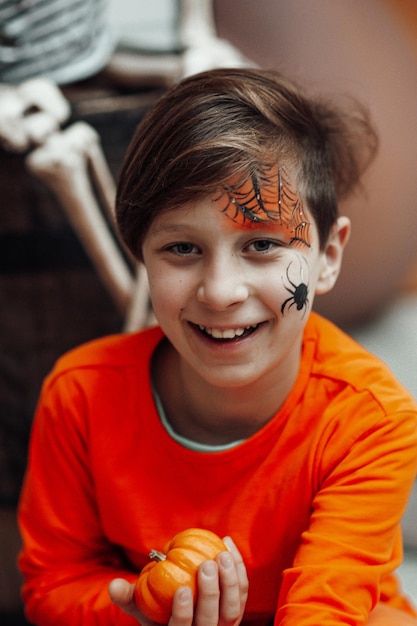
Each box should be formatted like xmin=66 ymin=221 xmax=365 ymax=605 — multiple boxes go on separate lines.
xmin=142 ymin=168 xmax=348 ymax=391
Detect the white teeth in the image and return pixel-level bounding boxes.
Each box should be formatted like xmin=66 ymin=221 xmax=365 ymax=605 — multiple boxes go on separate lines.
xmin=198 ymin=324 xmax=258 ymax=339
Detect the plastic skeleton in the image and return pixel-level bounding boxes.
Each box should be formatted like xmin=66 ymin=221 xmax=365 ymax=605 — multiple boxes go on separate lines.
xmin=0 ymin=76 xmax=153 ymax=331
xmin=106 ymin=0 xmax=252 ymax=87
xmin=179 ymin=0 xmax=252 ymax=76
xmin=0 ymin=0 xmax=251 ymax=331
xmin=25 ymin=123 xmax=143 ymax=322
xmin=26 ymin=119 xmax=157 ymax=330
xmin=0 ymin=78 xmax=70 ymax=152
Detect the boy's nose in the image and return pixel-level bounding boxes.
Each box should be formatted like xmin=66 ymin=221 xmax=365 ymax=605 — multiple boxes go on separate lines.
xmin=196 ymin=261 xmax=249 ymax=310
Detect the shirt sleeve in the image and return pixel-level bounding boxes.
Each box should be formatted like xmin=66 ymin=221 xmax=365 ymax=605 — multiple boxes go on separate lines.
xmin=18 ymin=371 xmax=138 ymax=626
xmin=276 ymin=392 xmax=417 ymax=625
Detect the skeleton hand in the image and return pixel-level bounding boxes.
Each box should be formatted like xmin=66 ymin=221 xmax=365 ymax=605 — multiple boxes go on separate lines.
xmin=0 ymin=77 xmax=70 ymax=152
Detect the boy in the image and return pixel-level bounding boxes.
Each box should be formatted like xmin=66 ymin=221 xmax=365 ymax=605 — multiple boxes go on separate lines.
xmin=18 ymin=69 xmax=417 ymax=626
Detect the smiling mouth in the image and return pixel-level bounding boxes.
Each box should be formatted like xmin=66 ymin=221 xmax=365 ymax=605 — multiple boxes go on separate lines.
xmin=197 ymin=324 xmax=260 ymax=340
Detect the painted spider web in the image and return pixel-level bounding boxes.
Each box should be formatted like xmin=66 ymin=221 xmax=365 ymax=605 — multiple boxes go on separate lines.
xmin=222 ymin=166 xmax=311 ymax=248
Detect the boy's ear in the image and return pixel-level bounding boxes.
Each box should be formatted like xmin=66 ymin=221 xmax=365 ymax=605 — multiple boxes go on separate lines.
xmin=315 ymin=217 xmax=351 ymax=295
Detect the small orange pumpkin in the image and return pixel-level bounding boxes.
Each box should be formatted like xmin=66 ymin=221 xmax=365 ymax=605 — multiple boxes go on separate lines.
xmin=134 ymin=528 xmax=227 ymax=623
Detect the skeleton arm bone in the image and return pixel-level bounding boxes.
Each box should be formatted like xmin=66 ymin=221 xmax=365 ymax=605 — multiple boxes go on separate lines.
xmin=25 ymin=123 xmax=134 ymax=315
xmin=68 ymin=122 xmax=152 ymax=326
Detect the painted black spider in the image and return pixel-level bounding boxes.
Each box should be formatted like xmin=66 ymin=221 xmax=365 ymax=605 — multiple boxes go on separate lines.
xmin=281 ymin=261 xmax=309 ymax=315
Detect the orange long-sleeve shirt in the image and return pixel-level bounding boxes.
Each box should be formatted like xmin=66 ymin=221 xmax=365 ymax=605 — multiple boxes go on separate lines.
xmin=18 ymin=313 xmax=417 ymax=625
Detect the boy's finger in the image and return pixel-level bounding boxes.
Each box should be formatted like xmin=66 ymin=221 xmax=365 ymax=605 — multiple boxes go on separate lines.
xmin=194 ymin=560 xmax=220 ymax=625
xmin=108 ymin=578 xmax=142 ymax=619
xmin=223 ymin=536 xmax=249 ymax=600
xmin=170 ymin=586 xmax=194 ymax=626
xmin=217 ymin=550 xmax=242 ymax=623
xmin=108 ymin=578 xmax=135 ymax=606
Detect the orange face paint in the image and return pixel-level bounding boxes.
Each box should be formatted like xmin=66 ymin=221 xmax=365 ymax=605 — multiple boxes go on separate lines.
xmin=219 ymin=166 xmax=311 ymax=248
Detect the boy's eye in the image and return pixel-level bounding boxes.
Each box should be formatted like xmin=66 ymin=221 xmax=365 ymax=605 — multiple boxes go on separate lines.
xmin=167 ymin=242 xmax=198 ymax=255
xmin=247 ymin=239 xmax=280 ymax=253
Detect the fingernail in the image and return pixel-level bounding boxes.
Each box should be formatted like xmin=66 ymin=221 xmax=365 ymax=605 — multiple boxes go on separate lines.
xmin=177 ymin=586 xmax=193 ymax=604
xmin=223 ymin=536 xmax=233 ymax=550
xmin=219 ymin=551 xmax=233 ymax=569
xmin=201 ymin=560 xmax=217 ymax=578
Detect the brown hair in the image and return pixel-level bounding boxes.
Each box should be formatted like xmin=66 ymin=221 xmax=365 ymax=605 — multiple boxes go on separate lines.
xmin=116 ymin=68 xmax=378 ymax=258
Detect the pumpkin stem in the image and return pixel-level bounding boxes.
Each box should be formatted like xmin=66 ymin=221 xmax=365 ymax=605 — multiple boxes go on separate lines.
xmin=149 ymin=549 xmax=167 ymax=562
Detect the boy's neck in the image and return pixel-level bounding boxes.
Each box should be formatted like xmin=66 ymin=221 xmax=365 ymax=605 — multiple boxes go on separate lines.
xmin=151 ymin=338 xmax=301 ymax=446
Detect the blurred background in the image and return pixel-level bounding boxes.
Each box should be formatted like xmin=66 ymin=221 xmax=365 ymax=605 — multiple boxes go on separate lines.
xmin=0 ymin=0 xmax=416 ymax=622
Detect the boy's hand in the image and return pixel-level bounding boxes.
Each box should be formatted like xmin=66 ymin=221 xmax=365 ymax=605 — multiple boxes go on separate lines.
xmin=109 ymin=536 xmax=248 ymax=625
xmin=192 ymin=536 xmax=248 ymax=625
